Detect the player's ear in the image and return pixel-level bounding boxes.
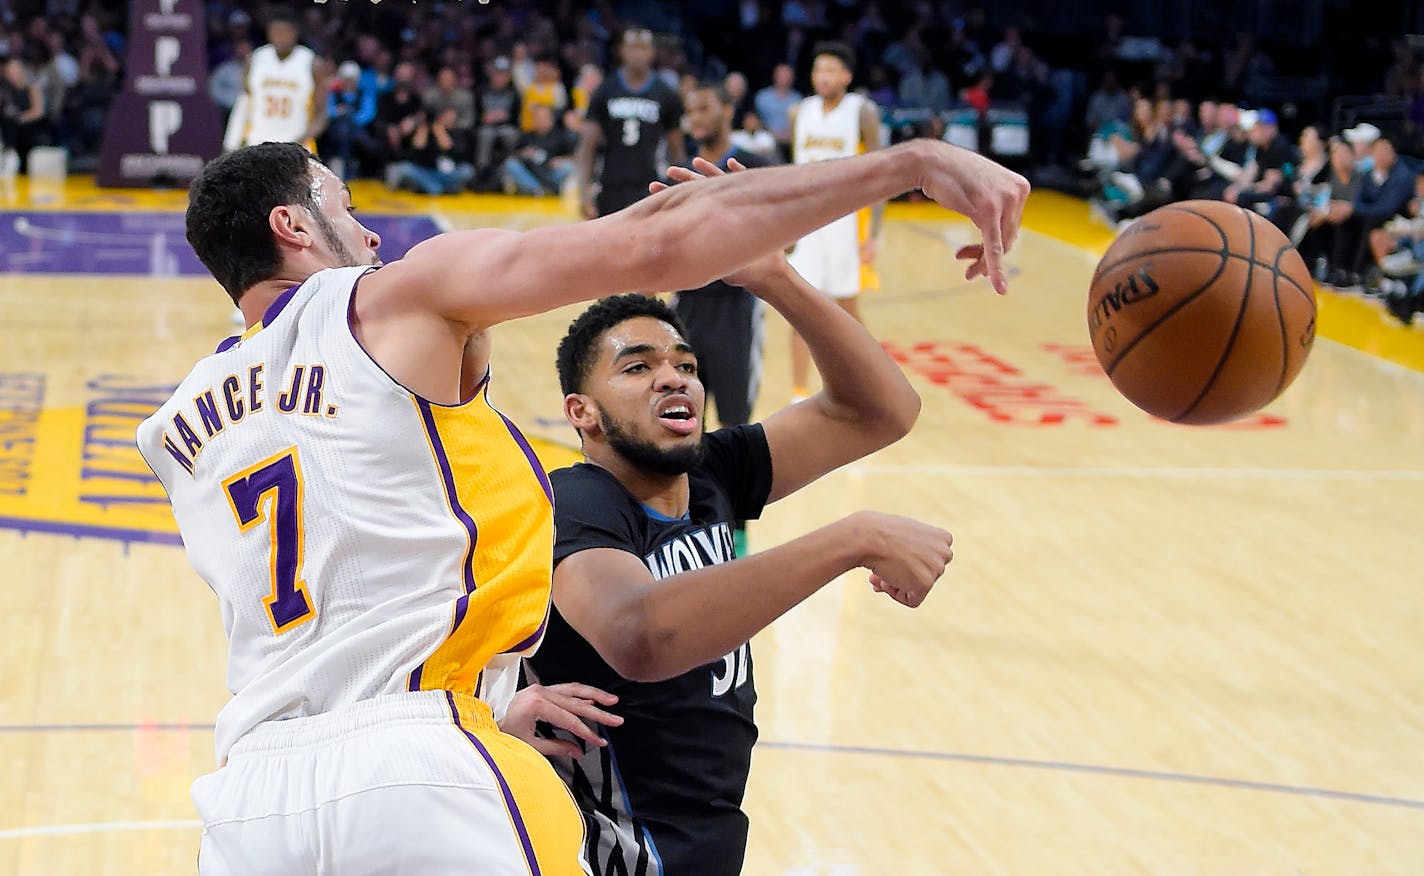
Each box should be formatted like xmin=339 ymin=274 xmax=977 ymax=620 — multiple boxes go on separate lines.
xmin=269 ymin=204 xmax=312 ymax=250
xmin=564 ymin=393 xmax=600 ymax=435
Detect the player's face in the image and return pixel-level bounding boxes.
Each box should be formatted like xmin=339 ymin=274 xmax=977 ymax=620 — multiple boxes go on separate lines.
xmin=811 ymin=55 xmax=851 ymax=99
xmin=588 ymin=317 xmax=705 ymax=475
xmin=684 ymin=90 xmax=731 ymax=145
xmin=267 ymin=21 xmax=298 ymax=54
xmin=622 ymin=38 xmax=654 ymax=74
xmin=307 ymin=162 xmax=382 ymax=269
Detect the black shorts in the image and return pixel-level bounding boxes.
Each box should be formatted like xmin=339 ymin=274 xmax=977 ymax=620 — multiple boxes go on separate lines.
xmin=596 ymin=184 xmax=649 ymax=217
xmin=673 ymin=284 xmax=763 ymax=427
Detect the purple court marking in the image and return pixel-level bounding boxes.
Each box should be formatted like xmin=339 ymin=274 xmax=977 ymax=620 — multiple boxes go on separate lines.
xmin=756 ymin=740 xmax=1424 ymax=811
xmin=1 ymin=720 xmax=1419 ymax=812
xmin=0 ymin=211 xmax=442 ymax=276
xmin=0 ymin=515 xmax=182 ymax=546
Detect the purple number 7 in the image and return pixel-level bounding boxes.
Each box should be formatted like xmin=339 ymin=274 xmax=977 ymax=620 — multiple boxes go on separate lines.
xmin=221 ymin=448 xmax=315 ymax=633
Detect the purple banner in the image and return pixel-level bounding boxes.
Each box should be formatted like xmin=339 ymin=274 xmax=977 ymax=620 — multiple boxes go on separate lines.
xmin=97 ymin=0 xmax=223 ymax=187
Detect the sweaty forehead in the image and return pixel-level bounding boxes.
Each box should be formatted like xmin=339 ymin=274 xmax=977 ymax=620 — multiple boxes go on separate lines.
xmin=600 ymin=317 xmax=688 ymax=357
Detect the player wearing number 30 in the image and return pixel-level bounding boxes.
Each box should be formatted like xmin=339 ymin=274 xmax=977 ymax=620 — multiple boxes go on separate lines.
xmin=137 ymin=122 xmax=1028 ymax=870
xmin=222 ymin=6 xmax=329 ymax=153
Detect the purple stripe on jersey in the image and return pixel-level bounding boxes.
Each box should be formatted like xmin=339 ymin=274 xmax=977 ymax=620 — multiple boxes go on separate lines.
xmin=444 ymin=690 xmax=542 ymax=875
xmin=503 ymin=605 xmax=548 ymax=655
xmin=415 ymin=398 xmax=479 ymax=594
xmin=496 ymin=410 xmax=553 ymax=504
xmin=406 ymin=664 xmax=423 ymax=692
xmin=214 ymin=335 xmax=240 ymax=355
xmin=260 ymin=285 xmax=300 ymax=327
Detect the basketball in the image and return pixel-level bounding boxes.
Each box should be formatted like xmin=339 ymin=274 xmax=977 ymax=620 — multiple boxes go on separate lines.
xmin=1087 ymin=200 xmax=1317 ymax=425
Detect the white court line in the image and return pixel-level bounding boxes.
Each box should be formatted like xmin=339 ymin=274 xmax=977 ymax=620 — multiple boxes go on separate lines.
xmin=429 ymin=211 xmax=455 ymax=233
xmin=845 ymin=464 xmax=1424 ymax=481
xmin=0 ymin=820 xmax=200 ymax=840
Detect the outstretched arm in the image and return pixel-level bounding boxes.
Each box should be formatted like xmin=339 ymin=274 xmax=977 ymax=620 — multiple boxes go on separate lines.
xmin=553 ymin=510 xmax=953 ymax=683
xmin=375 ymin=138 xmax=1028 ymax=334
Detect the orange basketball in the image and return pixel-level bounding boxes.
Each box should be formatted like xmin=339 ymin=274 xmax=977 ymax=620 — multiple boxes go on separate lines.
xmin=1087 ymin=200 xmax=1317 ymax=425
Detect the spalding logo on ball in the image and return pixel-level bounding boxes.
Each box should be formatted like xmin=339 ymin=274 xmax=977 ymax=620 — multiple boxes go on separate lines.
xmin=1088 ymin=200 xmax=1316 ymax=425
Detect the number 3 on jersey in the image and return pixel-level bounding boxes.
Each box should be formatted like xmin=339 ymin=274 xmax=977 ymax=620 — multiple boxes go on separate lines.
xmin=222 ymin=448 xmax=314 ymax=634
xmin=622 ymin=117 xmax=641 ymax=146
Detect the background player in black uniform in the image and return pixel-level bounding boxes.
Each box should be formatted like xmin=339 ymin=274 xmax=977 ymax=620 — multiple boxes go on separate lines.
xmin=528 ymin=205 xmax=957 ymax=874
xmin=576 ymin=28 xmax=685 ymax=218
xmin=669 ymin=82 xmax=775 ymax=430
xmin=668 ymin=82 xmax=776 ymax=557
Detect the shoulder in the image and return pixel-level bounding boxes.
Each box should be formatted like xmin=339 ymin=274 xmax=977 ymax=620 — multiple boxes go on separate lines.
xmin=551 ymin=463 xmax=635 ymax=510
xmin=697 ymin=423 xmax=769 ymax=477
xmin=730 ymin=148 xmax=771 ymax=169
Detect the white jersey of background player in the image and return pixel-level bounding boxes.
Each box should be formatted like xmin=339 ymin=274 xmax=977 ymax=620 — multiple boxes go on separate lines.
xmin=223 ymin=6 xmax=328 ymax=152
xmin=786 ymin=41 xmax=885 ymax=400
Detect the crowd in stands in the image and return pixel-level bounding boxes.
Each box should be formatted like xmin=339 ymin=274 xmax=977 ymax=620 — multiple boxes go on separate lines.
xmin=0 ymin=1 xmax=1422 ymax=323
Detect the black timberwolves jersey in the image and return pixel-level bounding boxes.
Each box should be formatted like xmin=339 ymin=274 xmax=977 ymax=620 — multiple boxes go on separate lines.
xmin=587 ymin=70 xmax=683 ymax=191
xmin=527 ymin=424 xmax=774 ymax=876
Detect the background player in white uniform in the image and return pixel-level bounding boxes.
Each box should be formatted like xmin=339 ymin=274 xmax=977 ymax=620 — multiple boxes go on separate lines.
xmin=138 ymin=135 xmax=1027 ymax=872
xmin=786 ymin=42 xmax=886 ymax=400
xmin=223 ymin=6 xmax=330 ymax=153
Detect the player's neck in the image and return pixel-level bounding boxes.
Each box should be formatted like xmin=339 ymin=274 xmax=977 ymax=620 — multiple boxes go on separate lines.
xmin=238 ymin=275 xmax=309 ymax=327
xmin=820 ymin=91 xmax=847 ymax=110
xmin=586 ymin=451 xmax=689 ymax=518
xmin=620 ymin=67 xmax=651 ymax=89
xmin=698 ymin=132 xmax=731 ymax=163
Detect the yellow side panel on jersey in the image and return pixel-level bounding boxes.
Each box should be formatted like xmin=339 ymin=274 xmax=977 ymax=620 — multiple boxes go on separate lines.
xmin=855 ymin=137 xmax=880 ymax=292
xmin=409 ymin=382 xmax=554 ymax=695
xmin=857 ymin=206 xmax=880 ymax=292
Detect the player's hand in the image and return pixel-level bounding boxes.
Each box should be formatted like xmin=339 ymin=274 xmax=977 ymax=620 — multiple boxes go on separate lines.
xmin=859 ymin=235 xmax=878 ymax=265
xmin=651 ymin=157 xmax=791 ymax=289
xmin=500 ymin=682 xmax=624 ymax=758
xmin=915 ymin=140 xmax=1030 ymax=295
xmin=850 ymin=510 xmax=954 ymax=608
xmin=581 ymin=192 xmax=598 ymax=220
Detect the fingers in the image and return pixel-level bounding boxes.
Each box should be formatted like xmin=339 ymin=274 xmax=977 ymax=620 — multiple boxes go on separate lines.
xmin=665 ymin=165 xmax=700 ymax=183
xmin=542 ymin=682 xmax=620 ymax=706
xmin=727 ymin=157 xmax=747 ymax=172
xmin=648 ymin=181 xmax=668 ymax=194
xmin=977 ymin=210 xmax=1008 ymax=295
xmin=526 ymin=737 xmax=585 ymax=759
xmin=690 ymin=156 xmax=723 ymax=176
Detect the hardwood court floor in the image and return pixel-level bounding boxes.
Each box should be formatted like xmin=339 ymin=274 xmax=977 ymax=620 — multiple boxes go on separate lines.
xmin=1 ymin=179 xmax=1421 ymax=875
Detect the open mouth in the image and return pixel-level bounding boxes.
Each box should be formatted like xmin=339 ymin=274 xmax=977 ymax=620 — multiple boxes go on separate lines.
xmin=656 ymin=399 xmax=700 ymax=435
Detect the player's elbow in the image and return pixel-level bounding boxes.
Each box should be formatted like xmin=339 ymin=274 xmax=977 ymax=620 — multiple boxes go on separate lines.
xmin=601 ymin=612 xmax=687 ymax=683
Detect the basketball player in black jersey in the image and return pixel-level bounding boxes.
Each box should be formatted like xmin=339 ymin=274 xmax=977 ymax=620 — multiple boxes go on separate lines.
xmin=528 ymin=183 xmax=958 ymax=873
xmin=669 ymin=82 xmax=774 ymax=432
xmin=576 ymin=28 xmax=686 ymax=218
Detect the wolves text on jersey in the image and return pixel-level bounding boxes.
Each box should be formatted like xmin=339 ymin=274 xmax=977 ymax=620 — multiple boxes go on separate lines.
xmin=161 ymin=362 xmax=334 ymax=476
xmin=642 ymin=521 xmax=736 ymax=580
xmin=606 ymin=96 xmax=662 ymax=124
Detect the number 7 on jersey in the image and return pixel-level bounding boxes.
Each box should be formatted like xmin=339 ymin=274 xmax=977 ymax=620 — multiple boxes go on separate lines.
xmin=222 ymin=448 xmax=315 ymax=634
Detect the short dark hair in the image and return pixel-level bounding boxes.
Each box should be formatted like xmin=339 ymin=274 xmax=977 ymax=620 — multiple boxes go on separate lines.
xmin=185 ymin=142 xmax=321 ymax=304
xmin=266 ymin=5 xmax=299 ymax=27
xmin=557 ymin=294 xmax=689 ymax=396
xmin=813 ymin=41 xmax=856 ymax=73
xmin=692 ymin=80 xmax=733 ymax=106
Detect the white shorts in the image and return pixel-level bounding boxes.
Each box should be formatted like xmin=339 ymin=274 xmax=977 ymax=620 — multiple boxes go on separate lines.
xmin=788 ymin=213 xmax=862 ymax=299
xmin=192 ymin=690 xmax=588 ymax=876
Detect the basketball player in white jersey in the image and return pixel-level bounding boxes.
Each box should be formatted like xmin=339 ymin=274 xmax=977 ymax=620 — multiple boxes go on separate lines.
xmin=138 ymin=137 xmax=1025 ymax=872
xmin=222 ymin=6 xmax=329 ymax=153
xmin=786 ymin=42 xmax=884 ymax=400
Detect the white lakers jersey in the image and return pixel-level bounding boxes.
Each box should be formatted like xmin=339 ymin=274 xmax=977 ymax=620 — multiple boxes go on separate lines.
xmin=137 ymin=268 xmax=553 ymax=764
xmin=242 ymin=43 xmax=317 ymax=146
xmin=792 ymin=93 xmax=866 ymax=164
